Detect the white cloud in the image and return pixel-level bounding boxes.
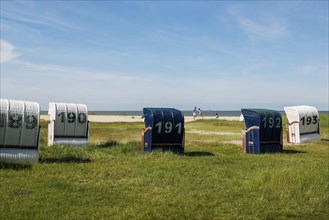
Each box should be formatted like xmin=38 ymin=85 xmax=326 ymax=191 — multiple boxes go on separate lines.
xmin=1 ymin=3 xmax=80 ymax=31
xmin=238 ymin=17 xmax=287 ymax=40
xmin=2 ymin=59 xmax=328 ymax=110
xmin=13 ymin=60 xmax=137 ymax=81
xmin=228 ymin=6 xmax=288 ymax=40
xmin=291 ymin=64 xmax=328 ymax=77
xmin=0 ymin=40 xmax=21 ymax=63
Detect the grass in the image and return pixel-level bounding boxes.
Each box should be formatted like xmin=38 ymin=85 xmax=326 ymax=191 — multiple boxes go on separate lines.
xmin=0 ymin=115 xmax=328 ymax=219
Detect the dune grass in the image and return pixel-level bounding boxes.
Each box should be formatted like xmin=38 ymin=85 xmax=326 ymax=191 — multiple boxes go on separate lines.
xmin=0 ymin=115 xmax=328 ymax=219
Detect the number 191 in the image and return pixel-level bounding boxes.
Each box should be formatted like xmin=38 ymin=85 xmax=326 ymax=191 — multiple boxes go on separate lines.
xmin=155 ymin=122 xmax=182 ymax=134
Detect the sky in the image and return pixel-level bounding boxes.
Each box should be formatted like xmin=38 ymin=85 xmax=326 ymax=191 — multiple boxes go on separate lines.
xmin=0 ymin=1 xmax=328 ymax=111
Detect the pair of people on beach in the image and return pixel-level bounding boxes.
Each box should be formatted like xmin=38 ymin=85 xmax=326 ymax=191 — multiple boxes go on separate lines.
xmin=193 ymin=107 xmax=204 ymax=119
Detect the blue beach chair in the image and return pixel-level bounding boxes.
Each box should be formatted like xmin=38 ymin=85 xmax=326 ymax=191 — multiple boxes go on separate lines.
xmin=142 ymin=108 xmax=185 ymax=154
xmin=241 ymin=109 xmax=283 ymax=154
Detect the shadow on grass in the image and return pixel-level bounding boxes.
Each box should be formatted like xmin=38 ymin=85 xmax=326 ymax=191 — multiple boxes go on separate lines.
xmin=39 ymin=157 xmax=92 ymax=163
xmin=282 ymin=149 xmax=307 ymax=154
xmin=185 ymin=151 xmax=215 ymax=157
xmin=321 ymin=138 xmax=329 ymax=142
xmin=96 ymin=140 xmax=118 ymax=148
xmin=0 ymin=162 xmax=32 ymax=170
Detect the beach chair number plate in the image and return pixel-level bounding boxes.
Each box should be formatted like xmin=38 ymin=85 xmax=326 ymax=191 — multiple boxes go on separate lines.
xmin=57 ymin=112 xmax=87 ymax=124
xmin=300 ymin=116 xmax=318 ymax=125
xmin=0 ymin=113 xmax=37 ymax=129
xmin=155 ymin=122 xmax=182 ymax=134
xmin=261 ymin=117 xmax=281 ymax=128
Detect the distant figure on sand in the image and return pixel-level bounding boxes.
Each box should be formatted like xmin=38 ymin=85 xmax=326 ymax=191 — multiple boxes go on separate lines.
xmin=193 ymin=107 xmax=197 ymax=120
xmin=198 ymin=108 xmax=204 ymax=118
xmin=215 ymin=112 xmax=219 ymax=118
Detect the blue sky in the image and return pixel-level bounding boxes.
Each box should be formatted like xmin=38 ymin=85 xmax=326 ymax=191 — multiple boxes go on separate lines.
xmin=1 ymin=1 xmax=328 ymax=111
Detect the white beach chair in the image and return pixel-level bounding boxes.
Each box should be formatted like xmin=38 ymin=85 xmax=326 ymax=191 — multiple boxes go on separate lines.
xmin=0 ymin=99 xmax=40 ymax=163
xmin=284 ymin=105 xmax=320 ymax=144
xmin=48 ymin=102 xmax=89 ymax=146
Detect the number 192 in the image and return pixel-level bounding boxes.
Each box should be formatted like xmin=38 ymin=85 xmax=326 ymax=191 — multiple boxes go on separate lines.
xmin=261 ymin=117 xmax=281 ymax=128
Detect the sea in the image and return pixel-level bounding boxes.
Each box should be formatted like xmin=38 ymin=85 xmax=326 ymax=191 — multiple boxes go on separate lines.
xmin=40 ymin=110 xmax=329 ymax=117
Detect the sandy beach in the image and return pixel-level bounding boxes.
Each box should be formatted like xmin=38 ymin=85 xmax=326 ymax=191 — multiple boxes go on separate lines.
xmin=40 ymin=115 xmax=239 ymax=123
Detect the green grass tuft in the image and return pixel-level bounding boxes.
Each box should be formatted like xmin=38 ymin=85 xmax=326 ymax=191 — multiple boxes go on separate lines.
xmin=1 ymin=114 xmax=328 ymax=219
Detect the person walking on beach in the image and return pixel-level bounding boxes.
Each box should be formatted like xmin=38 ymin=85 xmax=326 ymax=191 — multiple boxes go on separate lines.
xmin=193 ymin=107 xmax=198 ymax=120
xmin=198 ymin=108 xmax=203 ymax=118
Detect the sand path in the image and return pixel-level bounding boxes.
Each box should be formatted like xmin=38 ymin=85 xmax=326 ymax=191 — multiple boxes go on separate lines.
xmin=40 ymin=115 xmax=239 ymax=123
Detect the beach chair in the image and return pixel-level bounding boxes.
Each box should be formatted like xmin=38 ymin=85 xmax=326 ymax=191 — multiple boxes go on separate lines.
xmin=142 ymin=108 xmax=185 ymax=154
xmin=284 ymin=105 xmax=320 ymax=144
xmin=48 ymin=102 xmax=89 ymax=146
xmin=0 ymin=99 xmax=40 ymax=163
xmin=241 ymin=109 xmax=282 ymax=154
